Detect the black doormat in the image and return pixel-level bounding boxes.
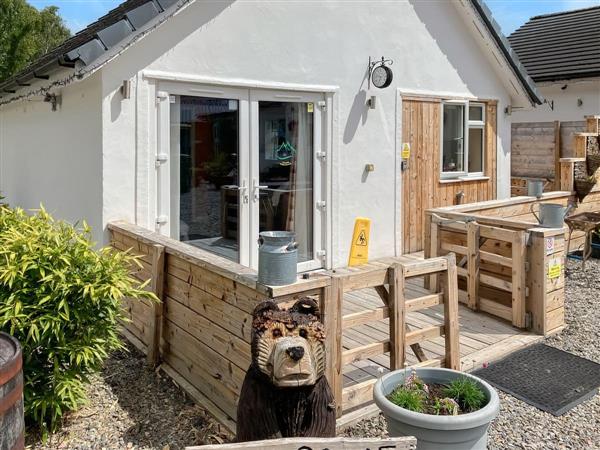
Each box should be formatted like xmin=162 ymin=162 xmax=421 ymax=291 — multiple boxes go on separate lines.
xmin=472 ymin=344 xmax=600 ymax=416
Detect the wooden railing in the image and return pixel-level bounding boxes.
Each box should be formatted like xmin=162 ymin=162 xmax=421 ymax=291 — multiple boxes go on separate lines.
xmin=429 ymin=216 xmax=528 ymax=328
xmin=425 ymin=194 xmax=568 ymax=336
xmin=326 ymin=255 xmax=460 ymax=417
xmin=109 ymin=222 xmax=461 ymax=430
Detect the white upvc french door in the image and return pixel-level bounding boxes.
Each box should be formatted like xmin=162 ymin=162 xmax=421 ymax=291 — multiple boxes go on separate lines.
xmin=157 ymin=82 xmax=251 ymax=265
xmin=156 ymin=83 xmax=325 ymax=272
xmin=249 ymin=89 xmax=325 ymax=272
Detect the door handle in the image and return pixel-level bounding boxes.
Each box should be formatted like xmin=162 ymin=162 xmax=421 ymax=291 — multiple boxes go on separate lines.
xmin=252 ymin=179 xmax=268 ymax=201
xmin=223 ymin=181 xmax=248 ymax=203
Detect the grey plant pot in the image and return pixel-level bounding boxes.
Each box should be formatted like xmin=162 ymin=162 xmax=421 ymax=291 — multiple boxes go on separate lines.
xmin=373 ymin=368 xmax=500 ymax=450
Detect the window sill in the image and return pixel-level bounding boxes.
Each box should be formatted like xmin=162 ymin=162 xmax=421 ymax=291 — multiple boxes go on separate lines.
xmin=439 ymin=176 xmax=490 ymax=184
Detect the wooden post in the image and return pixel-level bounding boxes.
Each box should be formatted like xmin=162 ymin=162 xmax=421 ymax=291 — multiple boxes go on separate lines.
xmin=528 ymin=232 xmax=547 ymax=334
xmin=388 ymin=264 xmax=406 ymax=371
xmin=511 ymin=231 xmax=527 ymax=329
xmin=443 ymin=253 xmax=460 ymax=370
xmin=466 ymin=222 xmax=480 ymax=311
xmin=324 ymin=277 xmax=343 ymax=418
xmin=424 ymin=218 xmax=440 ymax=291
xmin=586 ymin=115 xmax=600 ymax=134
xmin=560 ymin=160 xmax=575 ymax=192
xmin=554 ymin=121 xmax=561 ymax=190
xmin=147 ymin=244 xmax=166 ymax=366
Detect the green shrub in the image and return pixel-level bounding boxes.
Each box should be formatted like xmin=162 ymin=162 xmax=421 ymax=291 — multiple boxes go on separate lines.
xmin=443 ymin=377 xmax=487 ymax=412
xmin=388 ymin=387 xmax=426 ymax=413
xmin=0 ymin=206 xmax=156 ymax=433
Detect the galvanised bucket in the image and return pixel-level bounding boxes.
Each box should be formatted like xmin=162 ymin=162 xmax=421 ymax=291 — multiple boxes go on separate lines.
xmin=258 ymin=231 xmax=298 ymax=286
xmin=527 ymin=179 xmax=545 ymax=198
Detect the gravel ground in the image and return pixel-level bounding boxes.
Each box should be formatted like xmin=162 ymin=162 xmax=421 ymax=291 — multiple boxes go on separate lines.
xmin=26 ymin=259 xmax=599 ymax=449
xmin=26 ymin=344 xmax=231 ymax=450
xmin=344 ymin=258 xmax=600 ymax=450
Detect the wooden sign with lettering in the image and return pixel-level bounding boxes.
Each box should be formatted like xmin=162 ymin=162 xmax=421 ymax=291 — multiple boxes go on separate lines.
xmin=187 ymin=436 xmax=417 ymax=450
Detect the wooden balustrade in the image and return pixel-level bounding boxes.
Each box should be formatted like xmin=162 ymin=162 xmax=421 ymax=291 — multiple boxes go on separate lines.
xmin=325 ymin=255 xmax=460 ymax=418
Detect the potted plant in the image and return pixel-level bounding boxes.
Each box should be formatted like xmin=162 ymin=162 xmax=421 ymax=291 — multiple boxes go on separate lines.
xmin=373 ymin=368 xmax=499 ymax=450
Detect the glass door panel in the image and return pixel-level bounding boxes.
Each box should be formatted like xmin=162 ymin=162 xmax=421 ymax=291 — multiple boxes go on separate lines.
xmin=257 ymin=101 xmax=314 ymax=263
xmin=170 ymin=95 xmax=241 ymax=262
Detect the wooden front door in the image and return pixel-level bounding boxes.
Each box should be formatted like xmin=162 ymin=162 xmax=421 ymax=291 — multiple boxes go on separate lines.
xmin=401 ymin=98 xmax=498 ymax=254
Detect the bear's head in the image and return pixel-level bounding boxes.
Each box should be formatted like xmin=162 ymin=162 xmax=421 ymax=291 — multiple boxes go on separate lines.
xmin=251 ymin=298 xmax=326 ymax=388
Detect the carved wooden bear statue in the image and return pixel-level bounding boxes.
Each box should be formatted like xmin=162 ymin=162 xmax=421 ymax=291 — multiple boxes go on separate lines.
xmin=236 ymin=298 xmax=336 ymax=442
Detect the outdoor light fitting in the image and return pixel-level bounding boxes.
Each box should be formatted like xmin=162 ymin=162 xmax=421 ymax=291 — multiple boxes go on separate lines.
xmin=43 ymin=93 xmax=60 ymax=111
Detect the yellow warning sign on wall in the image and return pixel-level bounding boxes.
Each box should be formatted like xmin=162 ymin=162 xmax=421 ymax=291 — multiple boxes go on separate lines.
xmin=348 ymin=217 xmax=371 ymax=266
xmin=401 ymin=143 xmax=411 ymax=160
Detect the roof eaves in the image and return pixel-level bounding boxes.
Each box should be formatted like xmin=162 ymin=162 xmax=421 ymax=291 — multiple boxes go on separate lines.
xmin=469 ymin=0 xmax=544 ymax=105
xmin=0 ymin=0 xmax=186 ymax=100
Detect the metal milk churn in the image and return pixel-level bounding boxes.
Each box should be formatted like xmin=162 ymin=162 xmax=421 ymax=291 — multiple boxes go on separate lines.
xmin=258 ymin=231 xmax=298 ymax=286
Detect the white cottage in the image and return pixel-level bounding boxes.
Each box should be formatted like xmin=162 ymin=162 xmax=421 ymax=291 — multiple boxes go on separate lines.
xmin=0 ymin=0 xmax=541 ymax=270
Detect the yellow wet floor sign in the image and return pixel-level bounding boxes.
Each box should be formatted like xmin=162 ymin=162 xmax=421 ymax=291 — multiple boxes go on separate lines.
xmin=348 ymin=217 xmax=371 ymax=266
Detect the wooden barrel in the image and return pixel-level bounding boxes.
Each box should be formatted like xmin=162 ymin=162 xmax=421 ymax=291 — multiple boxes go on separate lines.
xmin=0 ymin=333 xmax=24 ymax=450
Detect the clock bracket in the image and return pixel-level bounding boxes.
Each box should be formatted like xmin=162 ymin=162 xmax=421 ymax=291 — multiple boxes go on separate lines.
xmin=368 ymin=56 xmax=394 ymax=89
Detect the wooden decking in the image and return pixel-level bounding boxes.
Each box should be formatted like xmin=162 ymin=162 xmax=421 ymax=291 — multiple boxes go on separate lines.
xmin=338 ymin=253 xmax=543 ymax=420
xmin=342 ymin=283 xmax=541 ymax=386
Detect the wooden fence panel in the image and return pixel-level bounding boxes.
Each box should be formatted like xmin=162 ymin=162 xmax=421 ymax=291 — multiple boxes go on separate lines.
xmin=511 ymin=120 xmax=586 ymax=190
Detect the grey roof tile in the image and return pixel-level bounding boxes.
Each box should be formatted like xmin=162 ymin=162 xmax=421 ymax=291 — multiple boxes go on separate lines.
xmin=508 ymin=6 xmax=600 ymax=82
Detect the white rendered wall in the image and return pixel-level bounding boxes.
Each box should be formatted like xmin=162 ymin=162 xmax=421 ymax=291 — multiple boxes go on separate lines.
xmin=512 ymin=79 xmax=600 ymax=123
xmin=99 ymin=0 xmax=516 ymax=267
xmin=0 ymin=74 xmax=103 ymax=242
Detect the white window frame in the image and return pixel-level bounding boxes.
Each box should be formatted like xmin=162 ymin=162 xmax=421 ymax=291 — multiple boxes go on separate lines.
xmin=467 ymin=103 xmax=485 ymax=177
xmin=440 ymin=101 xmax=486 ymax=179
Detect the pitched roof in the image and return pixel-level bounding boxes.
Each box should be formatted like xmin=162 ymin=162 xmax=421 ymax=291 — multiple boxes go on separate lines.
xmin=508 ymin=6 xmax=600 ymax=82
xmin=0 ymin=0 xmax=180 ymax=93
xmin=1 ymin=0 xmax=542 ymax=105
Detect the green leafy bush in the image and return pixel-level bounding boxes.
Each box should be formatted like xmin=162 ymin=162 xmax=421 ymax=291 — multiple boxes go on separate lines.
xmin=0 ymin=206 xmax=156 ymax=433
xmin=443 ymin=377 xmax=487 ymax=412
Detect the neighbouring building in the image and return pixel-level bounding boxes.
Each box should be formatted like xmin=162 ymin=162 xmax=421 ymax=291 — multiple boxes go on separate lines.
xmin=508 ymin=6 xmax=600 ymax=190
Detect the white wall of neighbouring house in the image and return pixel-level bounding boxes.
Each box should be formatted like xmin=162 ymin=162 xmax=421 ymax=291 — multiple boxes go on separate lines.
xmin=0 ymin=73 xmax=104 ymax=242
xmin=97 ymin=0 xmax=519 ymax=267
xmin=512 ymin=79 xmax=600 ymax=123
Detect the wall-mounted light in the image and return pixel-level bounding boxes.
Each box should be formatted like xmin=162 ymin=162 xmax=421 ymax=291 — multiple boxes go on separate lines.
xmin=121 ymin=79 xmax=132 ymax=99
xmin=365 ymin=163 xmax=375 ymax=172
xmin=43 ymin=93 xmax=60 ymax=111
xmin=367 ymin=96 xmax=377 ymax=109
xmin=577 ymin=98 xmax=583 ymax=107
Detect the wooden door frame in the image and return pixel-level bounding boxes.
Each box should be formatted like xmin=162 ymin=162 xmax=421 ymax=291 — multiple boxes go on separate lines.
xmin=397 ymin=90 xmax=498 ymax=255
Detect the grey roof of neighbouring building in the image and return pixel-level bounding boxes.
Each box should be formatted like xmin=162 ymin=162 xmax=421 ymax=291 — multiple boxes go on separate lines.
xmin=508 ymin=6 xmax=600 ymax=83
xmin=1 ymin=0 xmax=543 ymax=105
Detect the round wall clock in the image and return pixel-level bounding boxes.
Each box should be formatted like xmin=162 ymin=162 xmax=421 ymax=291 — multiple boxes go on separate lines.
xmin=371 ymin=65 xmax=393 ymax=89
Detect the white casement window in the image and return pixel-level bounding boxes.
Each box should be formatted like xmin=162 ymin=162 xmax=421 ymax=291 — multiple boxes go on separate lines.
xmin=441 ymin=101 xmax=485 ymax=178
